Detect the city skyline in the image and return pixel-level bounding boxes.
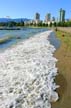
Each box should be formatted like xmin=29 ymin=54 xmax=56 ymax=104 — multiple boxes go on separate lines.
xmin=0 ymin=0 xmax=71 ymax=19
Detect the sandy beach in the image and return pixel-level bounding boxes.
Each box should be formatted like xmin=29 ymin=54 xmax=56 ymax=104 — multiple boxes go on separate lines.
xmin=52 ymin=28 xmax=71 ymax=108
xmin=57 ymin=27 xmax=71 ymax=34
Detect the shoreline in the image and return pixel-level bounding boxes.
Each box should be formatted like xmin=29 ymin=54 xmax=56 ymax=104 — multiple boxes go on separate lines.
xmin=52 ymin=29 xmax=71 ymax=108
xmin=48 ymin=31 xmax=61 ymax=49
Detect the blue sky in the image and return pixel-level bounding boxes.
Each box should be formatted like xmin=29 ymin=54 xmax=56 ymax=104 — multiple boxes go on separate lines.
xmin=0 ymin=0 xmax=71 ymax=20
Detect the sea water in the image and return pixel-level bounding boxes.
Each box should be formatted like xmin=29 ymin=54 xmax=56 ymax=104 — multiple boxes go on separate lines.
xmin=0 ymin=30 xmax=59 ymax=108
xmin=0 ymin=28 xmax=48 ymax=49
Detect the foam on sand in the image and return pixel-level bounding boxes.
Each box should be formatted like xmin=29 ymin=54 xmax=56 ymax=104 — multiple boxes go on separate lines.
xmin=0 ymin=30 xmax=59 ymax=108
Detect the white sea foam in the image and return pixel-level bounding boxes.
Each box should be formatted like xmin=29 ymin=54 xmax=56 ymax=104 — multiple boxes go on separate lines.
xmin=0 ymin=30 xmax=59 ymax=108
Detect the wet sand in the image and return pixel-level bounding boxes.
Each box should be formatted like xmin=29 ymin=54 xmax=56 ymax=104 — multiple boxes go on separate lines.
xmin=52 ymin=30 xmax=71 ymax=108
xmin=48 ymin=32 xmax=60 ymax=49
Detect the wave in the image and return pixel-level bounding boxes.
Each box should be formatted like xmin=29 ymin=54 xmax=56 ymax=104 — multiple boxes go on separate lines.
xmin=0 ymin=30 xmax=59 ymax=108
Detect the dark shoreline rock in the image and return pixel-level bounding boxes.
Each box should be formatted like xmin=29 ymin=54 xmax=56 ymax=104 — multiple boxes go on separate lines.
xmin=0 ymin=27 xmax=21 ymax=30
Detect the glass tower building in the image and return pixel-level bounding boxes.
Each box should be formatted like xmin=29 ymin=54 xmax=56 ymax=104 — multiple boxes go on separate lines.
xmin=59 ymin=8 xmax=65 ymax=22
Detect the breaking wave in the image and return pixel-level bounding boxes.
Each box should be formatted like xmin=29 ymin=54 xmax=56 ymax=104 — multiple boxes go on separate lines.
xmin=0 ymin=30 xmax=59 ymax=108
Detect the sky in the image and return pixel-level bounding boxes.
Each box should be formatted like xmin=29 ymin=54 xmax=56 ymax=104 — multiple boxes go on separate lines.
xmin=0 ymin=0 xmax=71 ymax=20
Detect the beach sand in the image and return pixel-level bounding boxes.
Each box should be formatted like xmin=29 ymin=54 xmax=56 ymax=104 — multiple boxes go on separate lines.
xmin=57 ymin=27 xmax=71 ymax=34
xmin=52 ymin=29 xmax=71 ymax=108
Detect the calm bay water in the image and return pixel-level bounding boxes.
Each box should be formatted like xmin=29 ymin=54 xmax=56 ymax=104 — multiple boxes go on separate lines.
xmin=0 ymin=28 xmax=48 ymax=49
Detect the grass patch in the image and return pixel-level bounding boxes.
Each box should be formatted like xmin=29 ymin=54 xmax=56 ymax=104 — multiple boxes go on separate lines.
xmin=55 ymin=30 xmax=71 ymax=51
xmin=55 ymin=30 xmax=71 ymax=43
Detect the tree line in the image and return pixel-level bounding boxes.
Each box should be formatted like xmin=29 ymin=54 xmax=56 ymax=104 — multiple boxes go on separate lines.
xmin=27 ymin=21 xmax=71 ymax=27
xmin=0 ymin=20 xmax=71 ymax=27
xmin=0 ymin=20 xmax=24 ymax=27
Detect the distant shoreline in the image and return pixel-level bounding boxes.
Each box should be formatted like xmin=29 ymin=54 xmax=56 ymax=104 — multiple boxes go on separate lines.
xmin=0 ymin=27 xmax=21 ymax=30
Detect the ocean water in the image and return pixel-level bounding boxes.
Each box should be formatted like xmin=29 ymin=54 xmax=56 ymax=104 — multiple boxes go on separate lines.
xmin=0 ymin=30 xmax=59 ymax=108
xmin=0 ymin=28 xmax=48 ymax=49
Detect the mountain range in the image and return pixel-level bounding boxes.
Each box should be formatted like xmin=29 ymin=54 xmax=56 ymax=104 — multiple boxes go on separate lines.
xmin=0 ymin=18 xmax=31 ymax=22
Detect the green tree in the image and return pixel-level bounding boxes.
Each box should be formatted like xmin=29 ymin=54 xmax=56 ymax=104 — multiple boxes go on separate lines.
xmin=8 ymin=21 xmax=16 ymax=27
xmin=20 ymin=20 xmax=24 ymax=26
xmin=49 ymin=22 xmax=52 ymax=27
xmin=53 ymin=22 xmax=56 ymax=27
xmin=0 ymin=22 xmax=6 ymax=26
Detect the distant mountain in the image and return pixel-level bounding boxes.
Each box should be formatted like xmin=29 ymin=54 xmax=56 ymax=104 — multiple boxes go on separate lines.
xmin=0 ymin=18 xmax=11 ymax=22
xmin=0 ymin=18 xmax=31 ymax=22
xmin=12 ymin=18 xmax=31 ymax=22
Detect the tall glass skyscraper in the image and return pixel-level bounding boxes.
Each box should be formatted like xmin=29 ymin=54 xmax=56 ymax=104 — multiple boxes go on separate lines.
xmin=59 ymin=8 xmax=65 ymax=22
xmin=34 ymin=13 xmax=40 ymax=24
xmin=35 ymin=13 xmax=40 ymax=21
xmin=45 ymin=13 xmax=51 ymax=22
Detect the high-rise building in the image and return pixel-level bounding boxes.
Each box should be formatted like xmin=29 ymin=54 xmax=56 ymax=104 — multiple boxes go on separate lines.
xmin=59 ymin=8 xmax=62 ymax=22
xmin=45 ymin=13 xmax=51 ymax=22
xmin=52 ymin=17 xmax=55 ymax=21
xmin=34 ymin=13 xmax=40 ymax=24
xmin=59 ymin=8 xmax=65 ymax=22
